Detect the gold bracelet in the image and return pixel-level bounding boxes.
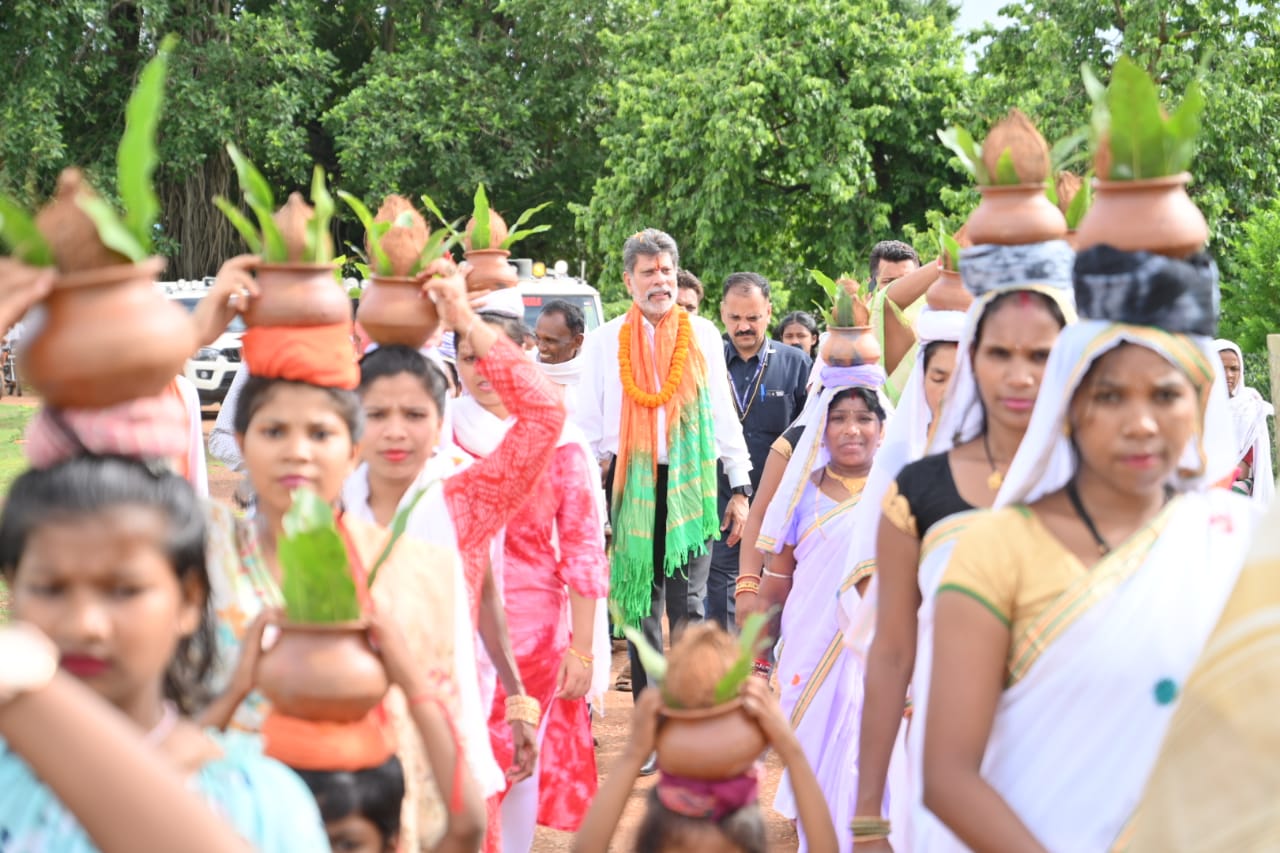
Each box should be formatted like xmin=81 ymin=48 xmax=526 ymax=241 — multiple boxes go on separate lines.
xmin=505 ymin=694 xmax=541 ymax=728
xmin=735 ymin=576 xmax=761 ymax=595
xmin=568 ymin=647 xmax=593 ymax=669
xmin=850 ymin=816 xmax=892 ymax=839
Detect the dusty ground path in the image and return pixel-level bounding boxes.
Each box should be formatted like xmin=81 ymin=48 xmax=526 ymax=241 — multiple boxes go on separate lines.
xmin=204 ymin=403 xmax=799 ymax=851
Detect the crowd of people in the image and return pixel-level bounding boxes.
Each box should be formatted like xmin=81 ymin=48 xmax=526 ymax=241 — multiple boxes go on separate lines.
xmin=1 ymin=155 xmax=1278 ymax=853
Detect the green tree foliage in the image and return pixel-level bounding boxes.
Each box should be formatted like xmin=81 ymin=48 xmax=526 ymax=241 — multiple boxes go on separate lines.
xmin=969 ymin=0 xmax=1280 ymax=339
xmin=325 ymin=0 xmax=620 ymax=264
xmin=1224 ymin=200 xmax=1280 ymax=352
xmin=577 ymin=0 xmax=968 ymax=309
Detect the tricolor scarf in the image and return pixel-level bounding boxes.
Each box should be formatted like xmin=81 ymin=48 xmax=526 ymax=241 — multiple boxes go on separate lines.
xmin=611 ymin=305 xmax=718 ymax=625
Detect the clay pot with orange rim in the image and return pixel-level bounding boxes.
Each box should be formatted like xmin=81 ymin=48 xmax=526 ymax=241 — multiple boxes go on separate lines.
xmin=1072 ymin=172 xmax=1208 ymax=259
xmin=656 ymin=698 xmax=768 ymax=780
xmin=255 ymin=622 xmax=389 ymax=722
xmin=464 ymin=248 xmax=519 ymax=292
xmin=965 ymin=183 xmax=1067 ymax=246
xmin=358 ymin=275 xmax=438 ymax=347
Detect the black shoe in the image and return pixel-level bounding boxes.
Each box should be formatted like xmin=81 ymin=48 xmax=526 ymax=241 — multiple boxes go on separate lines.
xmin=639 ymin=752 xmax=658 ymax=777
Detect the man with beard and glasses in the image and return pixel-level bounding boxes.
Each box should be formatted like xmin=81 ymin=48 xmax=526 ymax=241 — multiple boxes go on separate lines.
xmin=579 ymin=230 xmax=751 ymax=773
xmin=709 ymin=272 xmax=810 ymax=630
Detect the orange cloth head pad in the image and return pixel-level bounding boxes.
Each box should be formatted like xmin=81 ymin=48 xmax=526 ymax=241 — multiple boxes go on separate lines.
xmin=262 ymin=707 xmax=397 ymax=772
xmin=242 ymin=324 xmax=359 ymax=390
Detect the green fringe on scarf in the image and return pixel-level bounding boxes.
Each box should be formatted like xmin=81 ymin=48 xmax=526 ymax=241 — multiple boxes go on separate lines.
xmin=609 ymin=384 xmax=719 ymax=627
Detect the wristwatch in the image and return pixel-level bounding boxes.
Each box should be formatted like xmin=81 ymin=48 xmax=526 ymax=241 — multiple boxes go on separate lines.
xmin=731 ymin=484 xmax=754 ymax=498
xmin=0 ymin=622 xmax=59 ymax=707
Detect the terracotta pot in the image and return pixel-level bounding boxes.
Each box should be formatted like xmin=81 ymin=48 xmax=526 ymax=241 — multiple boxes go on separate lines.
xmin=243 ymin=263 xmax=351 ymax=327
xmin=357 ymin=275 xmax=439 ymax=347
xmin=656 ymin=699 xmax=768 ymax=780
xmin=926 ymin=268 xmax=972 ymax=312
xmin=464 ymin=249 xmax=519 ymax=293
xmin=965 ymin=183 xmax=1067 ymax=246
xmin=1072 ymin=173 xmax=1208 ymax=259
xmin=256 ymin=622 xmax=389 ymax=722
xmin=23 ymin=257 xmax=198 ymax=409
xmin=820 ymin=325 xmax=880 ymax=368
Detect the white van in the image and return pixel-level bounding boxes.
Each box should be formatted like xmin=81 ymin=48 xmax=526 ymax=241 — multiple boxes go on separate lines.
xmin=512 ymin=259 xmax=605 ymax=331
xmin=158 ymin=280 xmax=243 ymax=405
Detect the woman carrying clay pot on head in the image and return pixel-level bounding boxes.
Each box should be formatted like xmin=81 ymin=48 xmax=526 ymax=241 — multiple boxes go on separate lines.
xmin=343 ymin=292 xmax=572 ymax=850
xmin=751 ymin=367 xmax=889 ymax=853
xmin=195 ymin=258 xmax=487 ymax=852
xmin=853 ymin=241 xmax=1075 ymax=851
xmin=448 ymin=297 xmax=607 ymax=852
xmin=924 ymin=248 xmax=1253 ymax=852
xmin=0 ymin=452 xmax=328 ymax=851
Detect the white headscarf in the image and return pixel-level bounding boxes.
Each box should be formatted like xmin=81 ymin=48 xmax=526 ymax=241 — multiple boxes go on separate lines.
xmin=756 ymin=363 xmax=892 ymax=553
xmin=996 ymin=322 xmax=1237 ymax=508
xmin=1213 ymin=338 xmax=1274 ymax=504
xmin=839 ymin=308 xmax=965 ymax=645
xmin=927 ymin=240 xmax=1078 ymax=455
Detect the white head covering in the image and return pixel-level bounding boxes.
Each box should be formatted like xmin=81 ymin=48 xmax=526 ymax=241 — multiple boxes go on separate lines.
xmin=998 ymin=246 xmax=1235 ymax=506
xmin=845 ymin=308 xmax=966 ymax=571
xmin=1213 ymin=338 xmax=1275 ymax=504
xmin=927 ymin=240 xmax=1078 ymax=454
xmin=757 ymin=363 xmax=892 ymax=553
xmin=996 ymin=322 xmax=1237 ymax=507
xmin=839 ymin=308 xmax=965 ymax=646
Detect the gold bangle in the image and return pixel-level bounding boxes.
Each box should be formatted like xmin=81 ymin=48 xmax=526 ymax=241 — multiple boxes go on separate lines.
xmin=505 ymin=694 xmax=541 ymax=728
xmin=850 ymin=817 xmax=891 ymax=839
xmin=735 ymin=577 xmax=761 ymax=595
xmin=568 ymin=647 xmax=593 ymax=668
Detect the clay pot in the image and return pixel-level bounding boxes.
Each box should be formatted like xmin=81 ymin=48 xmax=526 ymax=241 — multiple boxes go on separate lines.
xmin=243 ymin=263 xmax=351 ymax=327
xmin=656 ymin=699 xmax=768 ymax=780
xmin=926 ymin=268 xmax=972 ymax=312
xmin=357 ymin=276 xmax=439 ymax=347
xmin=23 ymin=257 xmax=198 ymax=409
xmin=464 ymin=249 xmax=519 ymax=292
xmin=1072 ymin=173 xmax=1208 ymax=259
xmin=966 ymin=183 xmax=1067 ymax=246
xmin=256 ymin=622 xmax=389 ymax=723
xmin=821 ymin=326 xmax=881 ymax=368
xmin=34 ymin=168 xmax=130 ymax=273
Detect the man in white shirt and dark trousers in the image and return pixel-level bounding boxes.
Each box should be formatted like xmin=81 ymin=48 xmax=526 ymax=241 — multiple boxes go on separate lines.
xmin=580 ymin=230 xmax=751 ymax=769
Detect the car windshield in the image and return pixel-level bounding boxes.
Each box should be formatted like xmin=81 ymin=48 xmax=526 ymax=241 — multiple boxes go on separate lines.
xmin=522 ymin=293 xmax=602 ymax=331
xmin=174 ymin=295 xmax=246 ymax=333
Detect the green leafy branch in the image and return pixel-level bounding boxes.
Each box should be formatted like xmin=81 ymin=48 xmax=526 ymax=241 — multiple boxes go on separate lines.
xmin=340 ymin=193 xmax=461 ymax=277
xmin=276 ymin=485 xmax=431 ymax=623
xmin=1083 ymin=56 xmax=1205 ymax=180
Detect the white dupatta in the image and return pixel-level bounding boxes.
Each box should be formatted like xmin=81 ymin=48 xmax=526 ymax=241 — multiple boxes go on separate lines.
xmin=341 ymin=451 xmax=507 ymax=798
xmin=1213 ymin=338 xmax=1275 ymax=505
xmin=963 ymin=322 xmax=1254 ymax=851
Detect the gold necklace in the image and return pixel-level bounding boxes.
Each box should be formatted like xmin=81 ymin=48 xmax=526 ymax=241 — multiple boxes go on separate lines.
xmin=982 ymin=432 xmax=1006 ymax=491
xmin=824 ymin=465 xmax=866 ymax=497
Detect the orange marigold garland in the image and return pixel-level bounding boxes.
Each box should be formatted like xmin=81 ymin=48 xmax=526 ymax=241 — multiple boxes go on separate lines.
xmin=619 ymin=308 xmax=693 ymax=408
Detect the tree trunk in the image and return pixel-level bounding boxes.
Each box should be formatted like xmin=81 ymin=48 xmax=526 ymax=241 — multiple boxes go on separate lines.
xmin=159 ymin=152 xmax=241 ymax=280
